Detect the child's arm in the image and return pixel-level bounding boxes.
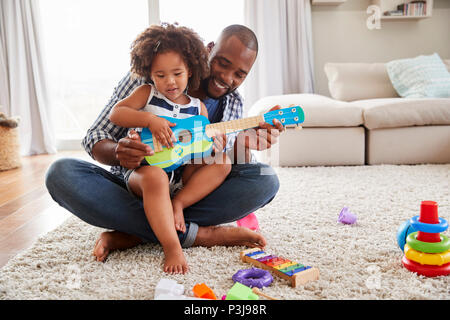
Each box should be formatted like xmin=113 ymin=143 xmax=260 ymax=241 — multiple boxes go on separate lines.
xmin=200 ymin=101 xmax=208 ymax=119
xmin=200 ymin=101 xmax=226 ymax=154
xmin=109 ymin=84 xmax=175 ymax=148
xmin=109 ymin=84 xmax=154 ymax=128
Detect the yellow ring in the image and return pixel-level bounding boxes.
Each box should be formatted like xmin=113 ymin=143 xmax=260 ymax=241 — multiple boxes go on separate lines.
xmin=404 ymin=244 xmax=450 ymax=266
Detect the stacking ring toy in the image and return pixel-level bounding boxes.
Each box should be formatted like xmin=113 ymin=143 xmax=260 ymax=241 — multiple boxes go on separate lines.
xmin=404 ymin=244 xmax=450 ymax=266
xmin=410 ymin=216 xmax=448 ymax=233
xmin=232 ymin=267 xmax=273 ymax=288
xmin=401 ymin=256 xmax=450 ymax=277
xmin=397 ymin=219 xmax=417 ymax=252
xmin=406 ymin=232 xmax=450 ymax=254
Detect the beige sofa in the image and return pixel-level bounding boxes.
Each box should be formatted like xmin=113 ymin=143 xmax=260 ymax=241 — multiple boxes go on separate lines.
xmin=248 ymin=60 xmax=450 ymax=166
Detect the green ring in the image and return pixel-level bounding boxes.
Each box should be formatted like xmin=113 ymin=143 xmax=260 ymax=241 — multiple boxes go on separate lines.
xmin=406 ymin=232 xmax=450 ymax=253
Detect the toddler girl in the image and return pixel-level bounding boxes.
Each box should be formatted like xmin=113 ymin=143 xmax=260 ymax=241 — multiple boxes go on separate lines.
xmin=109 ymin=23 xmax=231 ymax=274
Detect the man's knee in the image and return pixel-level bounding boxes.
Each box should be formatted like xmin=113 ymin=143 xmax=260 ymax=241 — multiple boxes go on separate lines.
xmin=258 ymin=164 xmax=280 ymax=198
xmin=45 ymin=158 xmax=75 ymax=194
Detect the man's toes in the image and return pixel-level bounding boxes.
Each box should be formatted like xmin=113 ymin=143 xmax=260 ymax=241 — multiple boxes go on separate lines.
xmin=92 ymin=239 xmax=100 ymax=256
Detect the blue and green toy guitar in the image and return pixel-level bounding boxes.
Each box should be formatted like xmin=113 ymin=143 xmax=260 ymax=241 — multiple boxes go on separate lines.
xmin=140 ymin=106 xmax=305 ymax=172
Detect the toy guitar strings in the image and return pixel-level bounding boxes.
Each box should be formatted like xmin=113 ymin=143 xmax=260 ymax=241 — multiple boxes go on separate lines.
xmin=140 ymin=106 xmax=305 ymax=172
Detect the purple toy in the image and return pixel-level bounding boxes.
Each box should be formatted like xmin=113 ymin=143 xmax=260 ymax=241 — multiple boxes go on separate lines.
xmin=338 ymin=207 xmax=357 ymax=224
xmin=232 ymin=267 xmax=273 ymax=288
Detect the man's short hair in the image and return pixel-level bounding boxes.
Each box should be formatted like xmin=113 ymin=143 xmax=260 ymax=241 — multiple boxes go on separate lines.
xmin=219 ymin=24 xmax=258 ymax=54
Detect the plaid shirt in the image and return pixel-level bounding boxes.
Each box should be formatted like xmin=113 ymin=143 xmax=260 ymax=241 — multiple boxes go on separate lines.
xmin=82 ymin=72 xmax=244 ymax=177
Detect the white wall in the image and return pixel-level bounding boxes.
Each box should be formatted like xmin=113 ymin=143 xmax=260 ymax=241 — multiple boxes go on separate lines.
xmin=311 ymin=0 xmax=450 ymax=96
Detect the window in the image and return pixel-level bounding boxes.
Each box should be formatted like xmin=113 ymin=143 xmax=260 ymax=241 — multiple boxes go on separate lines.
xmin=39 ymin=0 xmax=244 ymax=147
xmin=39 ymin=0 xmax=149 ymax=142
xmin=159 ymin=0 xmax=244 ymax=45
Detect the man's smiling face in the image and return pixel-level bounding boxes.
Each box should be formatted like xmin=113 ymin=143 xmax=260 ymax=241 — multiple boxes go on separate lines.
xmin=206 ymin=35 xmax=257 ymax=99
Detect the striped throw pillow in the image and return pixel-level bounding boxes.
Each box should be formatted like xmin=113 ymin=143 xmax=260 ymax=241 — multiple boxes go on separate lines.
xmin=386 ymin=53 xmax=450 ymax=98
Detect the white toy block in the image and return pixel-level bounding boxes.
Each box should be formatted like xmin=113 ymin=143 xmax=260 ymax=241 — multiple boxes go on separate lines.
xmin=154 ymin=278 xmax=184 ymax=299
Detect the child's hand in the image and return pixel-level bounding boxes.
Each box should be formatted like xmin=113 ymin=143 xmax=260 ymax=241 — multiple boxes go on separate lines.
xmin=148 ymin=116 xmax=177 ymax=148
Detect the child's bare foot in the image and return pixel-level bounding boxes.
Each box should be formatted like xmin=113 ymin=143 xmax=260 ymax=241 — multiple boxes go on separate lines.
xmin=172 ymin=200 xmax=186 ymax=233
xmin=193 ymin=225 xmax=267 ymax=249
xmin=163 ymin=244 xmax=189 ymax=274
xmin=92 ymin=231 xmax=142 ymax=262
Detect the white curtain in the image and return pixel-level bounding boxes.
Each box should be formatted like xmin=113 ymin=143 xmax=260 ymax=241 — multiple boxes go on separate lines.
xmin=243 ymin=0 xmax=315 ymax=110
xmin=0 ymin=0 xmax=56 ymax=155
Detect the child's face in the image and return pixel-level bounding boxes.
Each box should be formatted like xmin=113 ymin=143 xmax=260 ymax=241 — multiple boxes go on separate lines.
xmin=150 ymin=50 xmax=191 ymax=103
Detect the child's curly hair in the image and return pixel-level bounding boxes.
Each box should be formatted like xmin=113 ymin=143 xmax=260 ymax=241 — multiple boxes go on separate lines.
xmin=130 ymin=23 xmax=209 ymax=91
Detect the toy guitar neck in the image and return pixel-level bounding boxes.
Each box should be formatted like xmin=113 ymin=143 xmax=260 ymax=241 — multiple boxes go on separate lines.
xmin=140 ymin=106 xmax=305 ymax=172
xmin=204 ymin=110 xmax=299 ymax=137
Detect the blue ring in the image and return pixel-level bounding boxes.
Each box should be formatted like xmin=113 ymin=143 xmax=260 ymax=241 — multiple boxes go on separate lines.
xmin=409 ymin=216 xmax=448 ymax=233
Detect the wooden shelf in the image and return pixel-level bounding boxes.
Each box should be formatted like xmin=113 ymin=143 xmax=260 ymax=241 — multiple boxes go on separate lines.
xmin=371 ymin=0 xmax=433 ymax=20
xmin=380 ymin=15 xmax=430 ymax=20
xmin=311 ymin=0 xmax=346 ymax=5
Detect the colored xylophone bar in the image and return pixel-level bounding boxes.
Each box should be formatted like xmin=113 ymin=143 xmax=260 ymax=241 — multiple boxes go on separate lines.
xmin=240 ymin=248 xmax=320 ymax=288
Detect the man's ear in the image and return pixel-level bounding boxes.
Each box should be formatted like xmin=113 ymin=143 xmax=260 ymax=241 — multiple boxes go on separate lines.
xmin=206 ymin=41 xmax=215 ymax=54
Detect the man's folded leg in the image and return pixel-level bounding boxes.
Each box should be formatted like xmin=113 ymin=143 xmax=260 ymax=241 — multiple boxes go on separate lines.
xmin=45 ymin=159 xmax=279 ymax=249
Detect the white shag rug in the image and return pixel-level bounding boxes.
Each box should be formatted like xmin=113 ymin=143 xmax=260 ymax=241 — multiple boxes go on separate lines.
xmin=1 ymin=165 xmax=449 ymax=300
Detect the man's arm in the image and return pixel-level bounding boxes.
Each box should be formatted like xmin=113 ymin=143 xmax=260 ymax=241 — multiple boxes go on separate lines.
xmin=92 ymin=131 xmax=153 ymax=169
xmin=232 ymin=105 xmax=285 ymax=164
xmin=82 ymin=72 xmax=152 ymax=169
xmin=92 ymin=139 xmax=120 ymax=166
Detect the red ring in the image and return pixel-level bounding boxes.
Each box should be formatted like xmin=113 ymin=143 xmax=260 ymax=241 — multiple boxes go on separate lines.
xmin=402 ymin=256 xmax=450 ymax=277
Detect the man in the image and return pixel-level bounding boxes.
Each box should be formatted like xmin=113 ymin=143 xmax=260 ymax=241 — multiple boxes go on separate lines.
xmin=45 ymin=24 xmax=284 ymax=263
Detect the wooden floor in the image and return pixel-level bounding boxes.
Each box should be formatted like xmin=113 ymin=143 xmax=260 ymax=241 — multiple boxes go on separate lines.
xmin=0 ymin=151 xmax=89 ymax=268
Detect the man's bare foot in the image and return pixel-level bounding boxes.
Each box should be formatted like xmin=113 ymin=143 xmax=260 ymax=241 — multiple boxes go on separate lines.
xmin=92 ymin=231 xmax=142 ymax=262
xmin=172 ymin=200 xmax=186 ymax=233
xmin=163 ymin=244 xmax=189 ymax=274
xmin=193 ymin=225 xmax=267 ymax=249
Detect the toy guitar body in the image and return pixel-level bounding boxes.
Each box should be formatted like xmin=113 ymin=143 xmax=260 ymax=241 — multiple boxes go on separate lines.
xmin=140 ymin=106 xmax=305 ymax=172
xmin=141 ymin=115 xmax=214 ymax=172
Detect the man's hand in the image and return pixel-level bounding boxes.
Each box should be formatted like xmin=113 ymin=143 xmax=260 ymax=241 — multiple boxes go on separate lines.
xmin=233 ymin=105 xmax=286 ymax=164
xmin=115 ymin=130 xmax=154 ymax=169
xmin=240 ymin=105 xmax=285 ymax=151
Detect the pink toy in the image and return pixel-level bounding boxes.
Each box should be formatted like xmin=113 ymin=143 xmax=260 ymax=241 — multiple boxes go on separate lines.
xmin=237 ymin=212 xmax=260 ymax=231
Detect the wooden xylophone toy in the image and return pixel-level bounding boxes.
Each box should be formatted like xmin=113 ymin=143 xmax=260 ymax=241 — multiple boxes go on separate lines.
xmin=240 ymin=248 xmax=320 ymax=288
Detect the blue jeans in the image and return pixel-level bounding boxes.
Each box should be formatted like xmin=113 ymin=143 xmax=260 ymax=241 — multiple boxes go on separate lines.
xmin=45 ymin=158 xmax=279 ymax=248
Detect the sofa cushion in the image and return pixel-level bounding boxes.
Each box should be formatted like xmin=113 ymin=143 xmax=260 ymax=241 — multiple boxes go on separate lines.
xmin=366 ymin=126 xmax=450 ymax=165
xmin=248 ymin=93 xmax=363 ymax=127
xmin=324 ymin=63 xmax=399 ymax=101
xmin=324 ymin=60 xmax=450 ymax=102
xmin=386 ymin=53 xmax=450 ymax=98
xmin=353 ymin=98 xmax=450 ymax=130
